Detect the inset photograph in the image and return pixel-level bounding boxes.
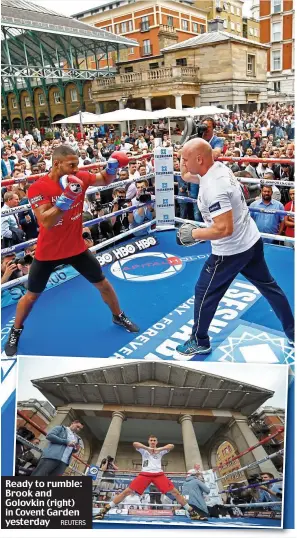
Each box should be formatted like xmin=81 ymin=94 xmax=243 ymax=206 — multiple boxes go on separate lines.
xmin=14 ymin=358 xmax=287 ymax=529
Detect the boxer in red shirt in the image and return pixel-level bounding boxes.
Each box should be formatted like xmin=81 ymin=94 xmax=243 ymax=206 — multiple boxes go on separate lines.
xmin=5 ymin=145 xmax=139 ymax=356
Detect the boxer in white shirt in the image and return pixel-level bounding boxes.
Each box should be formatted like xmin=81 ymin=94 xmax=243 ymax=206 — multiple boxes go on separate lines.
xmin=95 ymin=435 xmax=202 ymax=520
xmin=176 ymin=138 xmax=294 ymax=356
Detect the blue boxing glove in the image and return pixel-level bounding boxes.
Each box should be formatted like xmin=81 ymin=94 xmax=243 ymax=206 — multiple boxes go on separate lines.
xmin=105 ymin=157 xmax=119 ymax=176
xmin=55 ymin=175 xmax=84 ymax=211
xmin=105 ymin=151 xmax=130 ymax=175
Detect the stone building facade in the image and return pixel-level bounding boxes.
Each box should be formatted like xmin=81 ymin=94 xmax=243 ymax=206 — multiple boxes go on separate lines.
xmin=92 ymin=20 xmax=269 ymax=113
xmin=30 ymin=362 xmax=280 ymax=481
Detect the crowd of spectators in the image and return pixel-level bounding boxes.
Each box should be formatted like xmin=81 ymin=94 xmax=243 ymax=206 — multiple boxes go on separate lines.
xmin=1 ymin=102 xmax=294 ymax=285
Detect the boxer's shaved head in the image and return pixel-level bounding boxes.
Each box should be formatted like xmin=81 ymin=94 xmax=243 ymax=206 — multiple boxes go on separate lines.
xmin=181 ymin=138 xmax=214 ymax=176
xmin=52 ymin=145 xmax=77 ymax=162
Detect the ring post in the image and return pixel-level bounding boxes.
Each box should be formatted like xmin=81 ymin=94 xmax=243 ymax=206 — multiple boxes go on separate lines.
xmin=154 ymin=146 xmax=175 ymax=231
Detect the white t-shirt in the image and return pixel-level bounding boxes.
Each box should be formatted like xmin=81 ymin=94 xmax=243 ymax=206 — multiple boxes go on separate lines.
xmin=198 ymin=162 xmax=260 ymax=255
xmin=137 ymin=448 xmax=168 ymax=473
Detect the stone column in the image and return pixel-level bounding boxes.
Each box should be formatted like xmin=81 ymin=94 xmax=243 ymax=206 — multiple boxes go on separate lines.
xmin=144 ymin=96 xmax=152 ymax=111
xmin=118 ymin=99 xmax=125 ymax=110
xmin=175 ymin=94 xmax=183 ymax=110
xmin=97 ymin=411 xmax=125 ymax=463
xmin=194 ymin=94 xmax=200 ymax=108
xmin=231 ymin=418 xmax=278 ymax=475
xmin=179 ymin=414 xmax=203 ymax=471
xmin=38 ymin=407 xmax=73 ymax=451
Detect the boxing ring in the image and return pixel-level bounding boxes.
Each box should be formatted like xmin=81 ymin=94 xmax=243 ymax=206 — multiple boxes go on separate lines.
xmin=1 ymin=154 xmax=294 ymax=364
xmin=14 ymin=411 xmax=284 ymax=529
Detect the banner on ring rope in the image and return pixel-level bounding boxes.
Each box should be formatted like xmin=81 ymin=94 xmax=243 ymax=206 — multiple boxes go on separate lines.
xmin=154 ymin=147 xmax=175 ymax=228
xmin=202 ymin=469 xmax=223 ymax=507
xmin=1 ymin=236 xmax=159 ymax=308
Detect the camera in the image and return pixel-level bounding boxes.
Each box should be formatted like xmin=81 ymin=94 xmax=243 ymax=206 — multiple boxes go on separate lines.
xmin=114 ymin=197 xmax=130 ymax=210
xmin=137 ymin=189 xmax=152 ymax=203
xmin=82 ymin=231 xmax=92 ymax=241
xmin=15 ymin=254 xmax=33 ymax=266
xmin=92 ymin=200 xmax=109 ymax=213
xmin=247 ymin=474 xmax=262 ymax=485
xmin=180 ymin=118 xmax=208 ymax=145
xmin=107 ymin=455 xmax=114 ymax=462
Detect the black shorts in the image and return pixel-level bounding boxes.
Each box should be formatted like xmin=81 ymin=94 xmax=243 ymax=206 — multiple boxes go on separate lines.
xmin=28 ymin=250 xmax=105 ymax=294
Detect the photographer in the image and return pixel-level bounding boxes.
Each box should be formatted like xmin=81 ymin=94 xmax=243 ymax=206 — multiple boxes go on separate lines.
xmin=110 ymin=187 xmax=132 ymax=236
xmin=88 ymin=191 xmax=114 ymax=243
xmin=128 ymin=179 xmax=155 ymax=237
xmin=1 ymin=253 xmax=22 ymax=284
xmin=99 ymin=455 xmax=119 ymax=494
xmin=247 ymin=473 xmax=281 ymax=512
xmin=200 ymin=117 xmax=224 ymax=158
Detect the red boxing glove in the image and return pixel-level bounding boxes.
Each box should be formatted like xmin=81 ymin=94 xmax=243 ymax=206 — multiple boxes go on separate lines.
xmin=110 ymin=151 xmax=130 ymax=168
xmin=56 ymin=175 xmax=84 ymax=211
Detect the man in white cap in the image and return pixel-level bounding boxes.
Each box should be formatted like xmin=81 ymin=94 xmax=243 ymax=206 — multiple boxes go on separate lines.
xmin=182 ymin=468 xmax=210 ymax=521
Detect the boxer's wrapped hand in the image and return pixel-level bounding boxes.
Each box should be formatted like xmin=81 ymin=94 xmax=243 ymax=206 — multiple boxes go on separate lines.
xmin=55 ymin=175 xmax=83 ymax=211
xmin=177 ymin=222 xmax=202 ymax=247
xmin=106 ymin=151 xmax=129 ymax=175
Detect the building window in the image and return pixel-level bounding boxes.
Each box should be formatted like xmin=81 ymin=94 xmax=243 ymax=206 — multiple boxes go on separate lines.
xmin=223 ymin=19 xmax=228 ymax=29
xmin=271 ymin=49 xmax=281 ymax=70
xmin=200 ymin=24 xmax=205 ymax=33
xmin=254 ymin=28 xmax=258 ymax=37
xmin=143 ymin=39 xmax=151 ymax=55
xmin=250 ymin=27 xmax=254 ymax=35
xmin=237 ymin=23 xmax=241 ymax=32
xmin=247 ymin=54 xmax=256 ymax=75
xmin=115 ymin=24 xmax=120 ymax=34
xmin=38 ymin=93 xmax=45 ymax=106
xmin=129 ymin=47 xmax=134 ymax=54
xmin=11 ymin=98 xmax=17 ymax=109
xmin=24 ymin=96 xmax=31 ymax=107
xmin=53 ymin=91 xmax=61 ymax=104
xmin=272 ymin=22 xmax=281 ymax=42
xmin=121 ymin=22 xmax=127 ymax=33
xmin=273 ymin=81 xmax=281 ymax=92
xmin=181 ymin=19 xmax=189 ymax=31
xmin=128 ymin=20 xmax=133 ymax=32
xmin=237 ymin=7 xmax=241 ymax=16
xmin=231 ymin=22 xmax=235 ymax=30
xmin=149 ymin=62 xmax=159 ymax=69
xmin=70 ymin=88 xmax=78 ymax=102
xmin=230 ymin=5 xmax=234 ymax=14
xmin=125 ymin=66 xmax=133 ymax=72
xmin=141 ymin=16 xmax=149 ymax=32
xmin=272 ymin=0 xmax=282 ymax=14
xmin=193 ymin=22 xmax=198 ymax=33
xmin=167 ymin=15 xmax=173 ymax=27
xmin=176 ymin=58 xmax=187 ymax=66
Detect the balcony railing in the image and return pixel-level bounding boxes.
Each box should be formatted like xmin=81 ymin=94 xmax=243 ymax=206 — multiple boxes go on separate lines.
xmin=94 ymin=66 xmax=199 ymax=91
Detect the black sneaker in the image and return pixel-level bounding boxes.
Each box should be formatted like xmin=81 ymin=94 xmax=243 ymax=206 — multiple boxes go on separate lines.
xmin=189 ymin=510 xmax=208 ymax=521
xmin=94 ymin=504 xmax=111 ymax=520
xmin=113 ymin=312 xmax=139 ymax=333
xmin=4 ymin=326 xmax=23 ymax=357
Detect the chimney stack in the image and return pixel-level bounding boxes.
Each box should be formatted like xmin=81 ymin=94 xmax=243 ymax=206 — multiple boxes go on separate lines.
xmin=208 ymin=18 xmax=225 ymax=33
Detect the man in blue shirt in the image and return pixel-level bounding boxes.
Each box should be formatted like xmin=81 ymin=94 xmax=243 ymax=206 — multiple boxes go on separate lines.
xmin=201 ymin=117 xmax=224 ymax=158
xmin=250 ymin=186 xmax=285 ymax=242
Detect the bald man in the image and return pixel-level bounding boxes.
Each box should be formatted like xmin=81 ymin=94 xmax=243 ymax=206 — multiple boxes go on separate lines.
xmin=176 ymin=138 xmax=294 ymax=356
